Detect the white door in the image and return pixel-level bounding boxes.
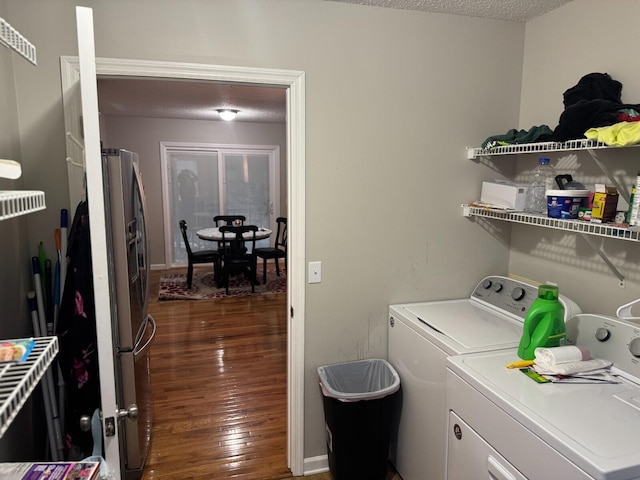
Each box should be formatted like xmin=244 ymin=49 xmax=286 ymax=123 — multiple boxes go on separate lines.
xmin=74 ymin=6 xmax=123 ymax=478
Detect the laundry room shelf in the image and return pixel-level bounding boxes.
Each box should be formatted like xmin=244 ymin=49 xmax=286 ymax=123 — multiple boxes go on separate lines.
xmin=467 ymin=139 xmax=617 ymax=159
xmin=0 ymin=191 xmax=46 ymax=221
xmin=467 ymin=139 xmax=640 ymax=204
xmin=463 ymin=204 xmax=639 ymax=285
xmin=0 ymin=336 xmax=58 ymax=438
xmin=462 ymin=205 xmax=640 ymax=242
xmin=0 ymin=16 xmax=37 ymax=65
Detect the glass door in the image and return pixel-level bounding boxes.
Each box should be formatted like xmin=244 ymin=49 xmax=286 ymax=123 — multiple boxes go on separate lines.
xmin=220 ymin=150 xmax=271 ymax=234
xmin=162 ymin=143 xmax=279 ymax=266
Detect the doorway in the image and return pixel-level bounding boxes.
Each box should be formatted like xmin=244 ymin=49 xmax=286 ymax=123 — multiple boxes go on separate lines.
xmin=60 ymin=57 xmax=306 ymax=475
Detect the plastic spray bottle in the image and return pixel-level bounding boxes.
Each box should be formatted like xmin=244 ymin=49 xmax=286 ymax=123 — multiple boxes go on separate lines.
xmin=517 ymin=284 xmax=566 ymax=360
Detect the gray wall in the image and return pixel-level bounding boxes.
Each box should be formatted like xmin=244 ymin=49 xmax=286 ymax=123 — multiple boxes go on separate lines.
xmin=5 ymin=0 xmax=523 ymax=462
xmin=7 ymin=0 xmax=638 ymax=467
xmin=102 ymin=115 xmax=287 ymax=266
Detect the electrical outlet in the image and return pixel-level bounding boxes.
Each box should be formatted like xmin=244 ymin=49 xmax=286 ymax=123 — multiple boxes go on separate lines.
xmin=308 ymin=261 xmax=322 ymax=284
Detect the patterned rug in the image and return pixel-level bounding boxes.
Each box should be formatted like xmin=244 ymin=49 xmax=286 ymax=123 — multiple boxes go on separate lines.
xmin=158 ymin=267 xmax=286 ymax=300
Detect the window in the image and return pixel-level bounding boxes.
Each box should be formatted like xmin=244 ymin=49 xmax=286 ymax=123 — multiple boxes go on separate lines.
xmin=161 ymin=142 xmax=280 ymax=266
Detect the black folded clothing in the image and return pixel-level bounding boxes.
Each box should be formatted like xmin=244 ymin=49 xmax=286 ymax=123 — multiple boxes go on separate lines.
xmin=562 ymin=72 xmax=622 ymax=108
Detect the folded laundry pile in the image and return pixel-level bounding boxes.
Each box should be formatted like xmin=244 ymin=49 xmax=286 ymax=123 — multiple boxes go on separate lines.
xmin=532 ymin=345 xmax=613 ymax=376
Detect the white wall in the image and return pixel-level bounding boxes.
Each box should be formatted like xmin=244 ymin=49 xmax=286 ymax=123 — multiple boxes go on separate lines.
xmin=103 ymin=115 xmax=287 ymax=265
xmin=511 ymin=0 xmax=640 ymax=316
xmin=5 ymin=0 xmax=525 ymax=463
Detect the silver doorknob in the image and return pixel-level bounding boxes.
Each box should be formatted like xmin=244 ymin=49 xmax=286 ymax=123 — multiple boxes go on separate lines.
xmin=117 ymin=404 xmax=139 ymax=422
xmin=79 ymin=415 xmax=92 ymax=432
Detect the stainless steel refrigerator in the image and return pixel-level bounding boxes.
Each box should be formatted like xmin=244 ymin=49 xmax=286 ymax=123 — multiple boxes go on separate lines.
xmin=103 ymin=148 xmax=156 ymax=480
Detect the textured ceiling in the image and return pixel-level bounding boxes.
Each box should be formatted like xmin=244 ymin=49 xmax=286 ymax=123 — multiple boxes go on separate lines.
xmin=324 ymin=0 xmax=574 ymax=22
xmin=97 ymin=1 xmax=573 ymax=122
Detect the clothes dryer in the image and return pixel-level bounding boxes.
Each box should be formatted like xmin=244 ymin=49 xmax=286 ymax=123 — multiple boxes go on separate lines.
xmin=388 ymin=276 xmax=580 ymax=480
xmin=445 ymin=313 xmax=640 ymax=479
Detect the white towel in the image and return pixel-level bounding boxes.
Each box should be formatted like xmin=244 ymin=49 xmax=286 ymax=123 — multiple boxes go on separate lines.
xmin=532 ymin=358 xmax=612 ymax=375
xmin=534 ymin=345 xmax=591 ymax=366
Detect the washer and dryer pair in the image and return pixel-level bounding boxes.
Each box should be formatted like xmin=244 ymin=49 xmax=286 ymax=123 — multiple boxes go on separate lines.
xmin=388 ymin=275 xmax=581 ymax=480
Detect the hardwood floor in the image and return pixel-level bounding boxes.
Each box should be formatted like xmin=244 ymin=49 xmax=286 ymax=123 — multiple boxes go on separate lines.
xmin=142 ymin=267 xmax=401 ymax=480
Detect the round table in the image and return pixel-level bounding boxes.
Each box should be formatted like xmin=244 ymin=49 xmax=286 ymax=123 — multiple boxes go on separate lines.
xmin=196 ymin=227 xmax=272 ymax=241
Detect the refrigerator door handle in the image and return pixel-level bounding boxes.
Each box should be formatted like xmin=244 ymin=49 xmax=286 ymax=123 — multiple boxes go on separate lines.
xmin=132 ymin=161 xmax=151 ymax=316
xmin=133 ymin=314 xmax=156 ymax=358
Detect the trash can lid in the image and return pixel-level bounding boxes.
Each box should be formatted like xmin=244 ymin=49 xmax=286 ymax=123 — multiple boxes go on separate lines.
xmin=317 ymin=358 xmax=400 ymax=402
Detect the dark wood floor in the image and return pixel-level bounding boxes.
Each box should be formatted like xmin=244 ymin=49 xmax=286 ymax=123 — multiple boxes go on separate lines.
xmin=142 ymin=267 xmax=401 ymax=480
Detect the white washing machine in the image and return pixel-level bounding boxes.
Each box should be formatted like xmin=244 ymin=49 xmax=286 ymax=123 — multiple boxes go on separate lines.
xmin=445 ymin=313 xmax=640 ymax=480
xmin=388 ymin=276 xmax=580 ymax=480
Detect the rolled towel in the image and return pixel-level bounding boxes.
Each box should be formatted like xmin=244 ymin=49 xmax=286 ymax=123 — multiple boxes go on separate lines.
xmin=532 ymin=358 xmax=612 ymax=376
xmin=534 ymin=345 xmax=591 ymax=366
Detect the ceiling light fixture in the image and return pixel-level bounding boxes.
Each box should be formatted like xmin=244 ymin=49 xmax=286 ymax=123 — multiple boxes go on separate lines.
xmin=216 ymin=109 xmax=239 ymax=121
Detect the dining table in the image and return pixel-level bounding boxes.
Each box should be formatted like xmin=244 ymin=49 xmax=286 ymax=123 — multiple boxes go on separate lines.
xmin=196 ymin=226 xmax=272 ymax=242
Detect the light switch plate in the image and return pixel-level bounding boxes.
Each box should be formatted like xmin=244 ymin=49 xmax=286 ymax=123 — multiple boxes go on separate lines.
xmin=308 ymin=261 xmax=322 ymax=283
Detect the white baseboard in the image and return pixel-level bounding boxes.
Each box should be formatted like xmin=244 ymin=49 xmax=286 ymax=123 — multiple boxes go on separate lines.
xmin=303 ymin=455 xmax=329 ymax=476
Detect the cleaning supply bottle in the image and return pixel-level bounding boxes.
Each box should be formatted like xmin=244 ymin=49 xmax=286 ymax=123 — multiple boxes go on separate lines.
xmin=517 ymin=284 xmax=566 ymax=360
xmin=627 ymin=171 xmax=640 ymax=226
xmin=526 ymin=157 xmax=556 ymax=214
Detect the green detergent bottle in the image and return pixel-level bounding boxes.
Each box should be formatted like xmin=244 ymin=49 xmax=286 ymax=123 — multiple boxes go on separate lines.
xmin=517 ymin=284 xmax=566 ymax=360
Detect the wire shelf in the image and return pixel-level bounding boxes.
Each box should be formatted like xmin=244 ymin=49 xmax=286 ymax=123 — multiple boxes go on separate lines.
xmin=466 ymin=139 xmax=625 ymax=159
xmin=0 ymin=337 xmax=58 ymax=438
xmin=462 ymin=205 xmax=640 ymax=242
xmin=0 ymin=191 xmax=46 ymax=221
xmin=0 ymin=17 xmax=37 ymax=65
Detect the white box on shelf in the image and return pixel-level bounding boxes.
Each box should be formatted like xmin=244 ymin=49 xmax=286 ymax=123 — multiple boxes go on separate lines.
xmin=481 ymin=181 xmax=528 ymax=210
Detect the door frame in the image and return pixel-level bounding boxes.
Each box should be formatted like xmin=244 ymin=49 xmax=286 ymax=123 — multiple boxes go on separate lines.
xmin=159 ymin=141 xmax=281 ymax=267
xmin=60 ymin=53 xmax=306 ymax=475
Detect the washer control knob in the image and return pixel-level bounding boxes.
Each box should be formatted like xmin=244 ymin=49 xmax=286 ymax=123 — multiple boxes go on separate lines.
xmin=482 ymin=280 xmax=492 ymax=289
xmin=511 ymin=287 xmax=525 ymax=301
xmin=629 ymin=337 xmax=640 ymax=357
xmin=595 ymin=327 xmax=610 ymax=342
xmin=492 ymin=283 xmax=503 ymax=292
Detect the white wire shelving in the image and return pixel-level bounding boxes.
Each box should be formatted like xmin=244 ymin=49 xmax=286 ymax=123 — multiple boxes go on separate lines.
xmin=462 ymin=205 xmax=640 ymax=242
xmin=466 ymin=139 xmax=616 ymax=159
xmin=465 ymin=139 xmax=640 ymax=285
xmin=0 ymin=16 xmax=37 ymax=65
xmin=0 ymin=337 xmax=58 ymax=438
xmin=0 ymin=191 xmax=46 ymax=221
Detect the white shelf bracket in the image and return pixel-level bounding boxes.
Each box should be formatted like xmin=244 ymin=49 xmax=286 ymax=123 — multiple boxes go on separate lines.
xmin=579 ymin=233 xmax=625 ymax=286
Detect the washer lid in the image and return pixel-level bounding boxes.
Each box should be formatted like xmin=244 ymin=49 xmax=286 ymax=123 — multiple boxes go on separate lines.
xmin=448 ymin=350 xmax=640 ymax=479
xmin=402 ymin=300 xmax=523 ymax=351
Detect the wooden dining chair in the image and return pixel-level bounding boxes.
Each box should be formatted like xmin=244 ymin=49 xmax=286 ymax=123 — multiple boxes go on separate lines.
xmin=254 ymin=217 xmax=287 ymax=284
xmin=179 ymin=220 xmax=221 ymax=288
xmin=219 ymin=225 xmax=258 ymax=294
xmin=213 ymin=215 xmax=247 ymax=253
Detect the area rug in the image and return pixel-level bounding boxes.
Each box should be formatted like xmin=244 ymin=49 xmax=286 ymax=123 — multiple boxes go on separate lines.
xmin=158 ymin=267 xmax=286 ymax=300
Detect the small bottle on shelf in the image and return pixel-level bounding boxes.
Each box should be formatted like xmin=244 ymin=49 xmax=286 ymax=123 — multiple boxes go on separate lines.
xmin=628 ymin=171 xmax=640 ymax=226
xmin=526 ymin=157 xmax=556 ymax=214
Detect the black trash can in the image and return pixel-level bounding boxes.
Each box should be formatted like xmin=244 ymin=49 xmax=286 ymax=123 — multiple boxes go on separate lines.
xmin=318 ymin=359 xmax=400 ymax=480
